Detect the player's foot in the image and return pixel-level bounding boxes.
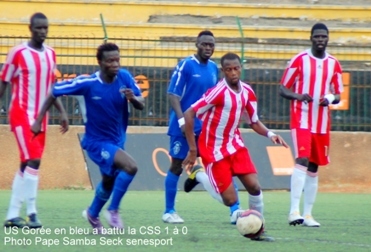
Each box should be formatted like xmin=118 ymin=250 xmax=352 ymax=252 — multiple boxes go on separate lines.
xmin=82 ymin=208 xmax=104 ymax=234
xmin=27 ymin=213 xmax=42 ymax=229
xmin=250 ymin=231 xmax=275 ymax=242
xmin=3 ymin=217 xmax=27 ymax=228
xmin=303 ymin=215 xmax=320 ymax=227
xmin=184 ymin=165 xmax=204 ymax=193
xmin=162 ymin=212 xmax=184 ymax=224
xmin=104 ymin=210 xmax=124 ymax=229
xmin=288 ymin=211 xmax=304 ymax=226
xmin=230 ymin=209 xmax=245 ymax=225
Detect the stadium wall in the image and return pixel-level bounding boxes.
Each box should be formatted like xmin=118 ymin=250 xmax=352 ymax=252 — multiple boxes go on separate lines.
xmin=0 ymin=125 xmax=370 ymax=193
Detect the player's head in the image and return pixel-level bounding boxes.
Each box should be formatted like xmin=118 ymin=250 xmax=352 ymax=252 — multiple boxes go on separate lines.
xmin=310 ymin=23 xmax=329 ymax=52
xmin=220 ymin=53 xmax=242 ymax=86
xmin=96 ymin=43 xmax=120 ymax=77
xmin=29 ymin=12 xmax=48 ymax=45
xmin=195 ymin=30 xmax=215 ymax=61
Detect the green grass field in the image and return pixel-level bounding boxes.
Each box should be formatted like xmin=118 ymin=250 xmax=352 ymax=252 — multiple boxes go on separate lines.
xmin=0 ymin=190 xmax=370 ymax=252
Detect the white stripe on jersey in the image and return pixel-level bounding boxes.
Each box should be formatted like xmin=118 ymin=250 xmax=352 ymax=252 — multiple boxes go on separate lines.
xmin=54 ymin=76 xmax=99 ymax=90
xmin=22 ymin=49 xmax=37 ymax=124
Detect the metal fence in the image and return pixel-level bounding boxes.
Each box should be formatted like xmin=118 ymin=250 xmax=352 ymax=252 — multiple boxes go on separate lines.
xmin=0 ymin=36 xmax=370 ymax=131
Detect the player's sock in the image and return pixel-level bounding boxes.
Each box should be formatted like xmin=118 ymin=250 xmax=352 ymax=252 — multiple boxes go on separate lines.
xmin=195 ymin=171 xmax=223 ymax=204
xmin=303 ymin=171 xmax=318 ymax=217
xmin=89 ymin=182 xmax=112 ymax=218
xmin=249 ymin=191 xmax=264 ymax=215
xmin=107 ymin=171 xmax=134 ymax=211
xmin=6 ymin=170 xmax=24 ymax=220
xmin=290 ymin=164 xmax=307 ymax=214
xmin=23 ymin=166 xmax=39 ymax=215
xmin=165 ymin=170 xmax=179 ymax=213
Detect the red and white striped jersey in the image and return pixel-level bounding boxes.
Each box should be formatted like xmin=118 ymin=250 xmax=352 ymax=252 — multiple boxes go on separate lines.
xmin=281 ymin=49 xmax=343 ymax=134
xmin=1 ymin=42 xmax=56 ymax=131
xmin=191 ymin=79 xmax=259 ymax=163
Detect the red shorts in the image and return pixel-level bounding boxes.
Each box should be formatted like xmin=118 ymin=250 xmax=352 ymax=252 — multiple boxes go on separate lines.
xmin=291 ymin=128 xmax=330 ymax=166
xmin=202 ymin=147 xmax=257 ymax=194
xmin=12 ymin=124 xmax=46 ymax=162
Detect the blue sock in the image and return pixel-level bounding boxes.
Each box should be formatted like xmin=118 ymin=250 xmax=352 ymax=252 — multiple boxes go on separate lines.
xmin=108 ymin=171 xmax=135 ymax=211
xmin=229 ymin=180 xmax=241 ymax=215
xmin=89 ymin=182 xmax=112 ymax=218
xmin=165 ymin=170 xmax=180 ymax=213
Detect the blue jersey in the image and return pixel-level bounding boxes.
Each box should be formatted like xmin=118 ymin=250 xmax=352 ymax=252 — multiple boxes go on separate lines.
xmin=167 ymin=55 xmax=218 ymax=136
xmin=52 ymin=69 xmax=141 ymax=146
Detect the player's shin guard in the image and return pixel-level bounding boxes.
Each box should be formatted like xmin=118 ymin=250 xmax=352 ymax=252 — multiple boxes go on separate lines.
xmin=89 ymin=182 xmax=112 ymax=218
xmin=23 ymin=166 xmax=39 ymax=215
xmin=108 ymin=171 xmax=135 ymax=211
xmin=6 ymin=171 xmax=24 ymax=220
xmin=303 ymin=171 xmax=318 ymax=217
xmin=164 ymin=171 xmax=180 ymax=213
xmin=290 ymin=164 xmax=307 ymax=214
xmin=249 ymin=191 xmax=264 ymax=216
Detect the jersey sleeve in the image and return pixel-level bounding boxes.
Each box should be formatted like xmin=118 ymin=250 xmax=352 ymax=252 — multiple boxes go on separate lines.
xmin=1 ymin=46 xmax=19 ymax=82
xmin=281 ymin=55 xmax=301 ymax=89
xmin=52 ymin=75 xmax=90 ymax=97
xmin=191 ymin=85 xmax=222 ymax=118
xmin=331 ymin=60 xmax=344 ymax=94
xmin=167 ymin=59 xmax=189 ymax=96
xmin=243 ymin=86 xmax=259 ymax=124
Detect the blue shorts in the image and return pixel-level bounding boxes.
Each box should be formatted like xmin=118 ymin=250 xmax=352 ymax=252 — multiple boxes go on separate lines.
xmin=83 ymin=141 xmax=122 ymax=177
xmin=169 ymin=135 xmax=199 ymax=160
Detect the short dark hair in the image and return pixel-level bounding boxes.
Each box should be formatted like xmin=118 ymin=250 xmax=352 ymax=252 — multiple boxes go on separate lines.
xmin=220 ymin=52 xmax=241 ymax=67
xmin=311 ymin=23 xmax=329 ymax=35
xmin=96 ymin=43 xmax=119 ymax=61
xmin=197 ymin=30 xmax=214 ymax=38
xmin=30 ymin=12 xmax=47 ymax=26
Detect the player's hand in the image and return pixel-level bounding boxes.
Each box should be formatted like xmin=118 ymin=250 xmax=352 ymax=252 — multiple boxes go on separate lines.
xmin=270 ymin=135 xmax=289 ymax=148
xmin=319 ymin=96 xmax=330 ymax=106
xmin=182 ymin=150 xmax=197 ymax=172
xmin=121 ymin=89 xmax=135 ymax=101
xmin=297 ymin=93 xmax=313 ymax=103
xmin=31 ymin=121 xmax=42 ymax=135
xmin=59 ymin=112 xmax=69 ymax=134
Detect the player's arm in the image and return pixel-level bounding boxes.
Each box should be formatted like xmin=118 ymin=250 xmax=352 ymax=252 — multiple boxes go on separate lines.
xmin=31 ymin=92 xmax=57 ymax=135
xmin=320 ymin=60 xmax=343 ymax=106
xmin=168 ymin=60 xmax=189 ymax=131
xmin=122 ymin=73 xmax=145 ymax=110
xmin=52 ymin=98 xmax=69 ymax=134
xmin=183 ymin=107 xmax=197 ymax=170
xmin=279 ymin=56 xmax=313 ymax=103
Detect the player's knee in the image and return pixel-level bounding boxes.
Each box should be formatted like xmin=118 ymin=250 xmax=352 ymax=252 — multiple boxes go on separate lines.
xmin=246 ymin=184 xmax=261 ymax=196
xmin=101 ymin=176 xmax=115 ymax=191
xmin=27 ymin=159 xmax=41 ymax=169
xmin=96 ymin=183 xmax=111 ymax=201
xmin=223 ymin=196 xmax=238 ymax=207
xmin=124 ymin=164 xmax=138 ymax=176
xmin=169 ymin=159 xmax=183 ymax=176
xmin=296 ymin=157 xmax=309 ymax=168
xmin=308 ymin=162 xmax=319 ymax=173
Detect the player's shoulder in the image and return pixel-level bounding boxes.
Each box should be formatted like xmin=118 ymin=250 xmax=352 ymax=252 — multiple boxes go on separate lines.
xmin=207 ymin=59 xmax=218 ymax=67
xmin=206 ymin=79 xmax=227 ymax=94
xmin=292 ymin=49 xmax=310 ymax=61
xmin=43 ymin=44 xmax=55 ymax=53
xmin=240 ymin=81 xmax=256 ymax=93
xmin=8 ymin=43 xmax=27 ymax=56
xmin=326 ymin=52 xmax=340 ymax=62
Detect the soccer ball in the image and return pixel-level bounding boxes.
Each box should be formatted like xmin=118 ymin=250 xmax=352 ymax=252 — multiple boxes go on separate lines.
xmin=236 ymin=209 xmax=265 ymax=238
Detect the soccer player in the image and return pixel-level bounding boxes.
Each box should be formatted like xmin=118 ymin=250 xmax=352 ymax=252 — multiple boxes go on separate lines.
xmin=1 ymin=12 xmax=68 ymax=229
xmin=31 ymin=43 xmax=144 ymax=234
xmin=279 ymin=23 xmax=343 ymax=227
xmin=183 ymin=52 xmax=288 ymax=242
xmin=164 ymin=30 xmax=241 ymax=224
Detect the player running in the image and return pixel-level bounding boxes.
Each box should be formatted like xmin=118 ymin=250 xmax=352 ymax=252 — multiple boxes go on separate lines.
xmin=32 ymin=43 xmax=144 ymax=234
xmin=183 ymin=52 xmax=288 ymax=241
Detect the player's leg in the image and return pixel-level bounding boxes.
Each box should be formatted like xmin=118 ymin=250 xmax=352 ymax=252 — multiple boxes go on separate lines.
xmin=84 ymin=174 xmax=115 ymax=234
xmin=183 ymin=136 xmax=241 ymax=220
xmin=4 ymin=161 xmax=27 ymax=228
xmin=6 ymin=125 xmax=45 ymax=228
xmin=163 ymin=136 xmax=186 ymax=224
xmin=302 ymin=132 xmax=329 ymax=227
xmin=235 ymin=148 xmax=274 ymax=242
xmin=105 ymin=148 xmax=137 ymax=229
xmin=289 ymin=128 xmax=311 ymax=225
